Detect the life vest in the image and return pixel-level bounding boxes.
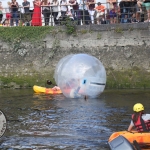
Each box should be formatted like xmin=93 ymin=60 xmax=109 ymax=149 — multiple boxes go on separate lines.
xmin=132 ymin=114 xmax=150 ymax=132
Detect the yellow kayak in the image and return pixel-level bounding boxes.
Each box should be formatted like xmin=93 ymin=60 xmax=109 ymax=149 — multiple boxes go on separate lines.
xmin=109 ymin=130 xmax=150 ymax=148
xmin=33 ymin=85 xmax=62 ymax=94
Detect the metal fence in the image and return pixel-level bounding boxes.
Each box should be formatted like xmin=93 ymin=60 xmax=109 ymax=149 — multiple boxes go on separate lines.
xmin=0 ymin=1 xmax=149 ymax=27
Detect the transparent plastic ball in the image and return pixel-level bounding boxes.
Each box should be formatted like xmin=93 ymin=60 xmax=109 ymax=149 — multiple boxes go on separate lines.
xmin=54 ymin=54 xmax=106 ymax=98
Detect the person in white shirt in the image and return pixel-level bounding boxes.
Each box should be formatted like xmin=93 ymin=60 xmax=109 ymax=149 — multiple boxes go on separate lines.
xmin=51 ymin=0 xmax=59 ymax=25
xmin=60 ymin=0 xmax=68 ymax=23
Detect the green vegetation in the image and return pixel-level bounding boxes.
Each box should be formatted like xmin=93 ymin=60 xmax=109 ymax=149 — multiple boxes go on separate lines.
xmin=97 ymin=33 xmax=101 ymax=39
xmin=62 ymin=17 xmax=77 ymax=35
xmin=0 ymin=26 xmax=54 ymax=42
xmin=106 ymin=68 xmax=150 ymax=89
xmin=115 ymin=26 xmax=123 ymax=33
xmin=0 ymin=72 xmax=56 ymax=88
xmin=1 ymin=68 xmax=150 ymax=89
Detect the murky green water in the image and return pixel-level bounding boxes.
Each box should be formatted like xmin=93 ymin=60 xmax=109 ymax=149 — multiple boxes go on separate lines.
xmin=0 ymin=89 xmax=150 ymax=150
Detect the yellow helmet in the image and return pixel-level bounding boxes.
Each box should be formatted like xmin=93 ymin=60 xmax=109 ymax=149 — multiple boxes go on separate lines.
xmin=133 ymin=103 xmax=144 ymax=112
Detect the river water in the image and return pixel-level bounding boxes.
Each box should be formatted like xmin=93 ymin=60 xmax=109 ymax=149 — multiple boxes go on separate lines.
xmin=0 ymin=89 xmax=150 ymax=150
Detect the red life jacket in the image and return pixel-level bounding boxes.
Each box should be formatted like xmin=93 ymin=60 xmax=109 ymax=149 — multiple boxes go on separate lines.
xmin=132 ymin=114 xmax=150 ymax=132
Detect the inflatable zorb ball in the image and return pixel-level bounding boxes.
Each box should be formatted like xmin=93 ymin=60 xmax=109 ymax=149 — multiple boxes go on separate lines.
xmin=54 ymin=54 xmax=106 ymax=98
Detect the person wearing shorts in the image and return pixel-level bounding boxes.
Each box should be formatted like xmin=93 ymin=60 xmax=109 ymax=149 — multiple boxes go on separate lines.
xmin=94 ymin=2 xmax=105 ymax=24
xmin=108 ymin=2 xmax=118 ymax=24
xmin=109 ymin=9 xmax=117 ymax=24
xmin=137 ymin=0 xmax=150 ymax=22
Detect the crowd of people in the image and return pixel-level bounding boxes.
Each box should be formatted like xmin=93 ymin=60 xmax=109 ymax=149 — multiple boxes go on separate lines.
xmin=0 ymin=0 xmax=150 ymax=27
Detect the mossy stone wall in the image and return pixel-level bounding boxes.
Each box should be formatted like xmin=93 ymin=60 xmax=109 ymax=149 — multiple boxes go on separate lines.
xmin=0 ymin=23 xmax=150 ymax=89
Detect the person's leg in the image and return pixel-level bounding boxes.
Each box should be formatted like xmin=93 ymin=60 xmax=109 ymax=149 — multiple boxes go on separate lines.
xmin=61 ymin=11 xmax=66 ymax=24
xmin=14 ymin=11 xmax=18 ymax=26
xmin=96 ymin=12 xmax=100 ymax=24
xmin=10 ymin=12 xmax=15 ymax=26
xmin=43 ymin=11 xmax=47 ymax=26
xmin=53 ymin=12 xmax=58 ymax=25
xmin=90 ymin=10 xmax=95 ymax=24
xmin=74 ymin=10 xmax=80 ymax=25
xmin=0 ymin=14 xmax=3 ymax=24
xmin=120 ymin=13 xmax=125 ymax=23
xmin=46 ymin=11 xmax=50 ymax=26
xmin=26 ymin=13 xmax=31 ymax=24
xmin=78 ymin=10 xmax=83 ymax=24
xmin=84 ymin=10 xmax=90 ymax=24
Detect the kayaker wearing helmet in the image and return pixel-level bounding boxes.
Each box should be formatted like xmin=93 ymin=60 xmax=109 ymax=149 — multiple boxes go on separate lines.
xmin=128 ymin=103 xmax=150 ymax=132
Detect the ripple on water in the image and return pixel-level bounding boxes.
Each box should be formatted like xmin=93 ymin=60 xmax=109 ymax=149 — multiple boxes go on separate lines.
xmin=1 ymin=89 xmax=150 ymax=149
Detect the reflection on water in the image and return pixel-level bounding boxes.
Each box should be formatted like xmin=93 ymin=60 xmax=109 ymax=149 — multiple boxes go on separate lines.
xmin=0 ymin=89 xmax=150 ymax=149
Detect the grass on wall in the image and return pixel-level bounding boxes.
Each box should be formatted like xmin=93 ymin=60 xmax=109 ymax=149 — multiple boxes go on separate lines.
xmin=0 ymin=26 xmax=54 ymax=42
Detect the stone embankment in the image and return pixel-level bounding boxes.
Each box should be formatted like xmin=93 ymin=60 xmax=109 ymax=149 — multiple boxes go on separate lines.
xmin=0 ymin=23 xmax=150 ymax=89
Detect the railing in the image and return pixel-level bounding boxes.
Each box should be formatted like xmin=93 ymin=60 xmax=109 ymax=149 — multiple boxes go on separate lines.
xmin=0 ymin=1 xmax=149 ymax=27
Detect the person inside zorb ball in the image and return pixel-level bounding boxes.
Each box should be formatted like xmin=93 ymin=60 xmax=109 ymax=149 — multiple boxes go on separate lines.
xmin=54 ymin=54 xmax=106 ymax=98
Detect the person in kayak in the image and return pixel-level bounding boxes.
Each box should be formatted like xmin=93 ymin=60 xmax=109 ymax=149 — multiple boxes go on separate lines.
xmin=128 ymin=103 xmax=150 ymax=132
xmin=52 ymin=86 xmax=60 ymax=91
xmin=46 ymin=80 xmax=60 ymax=90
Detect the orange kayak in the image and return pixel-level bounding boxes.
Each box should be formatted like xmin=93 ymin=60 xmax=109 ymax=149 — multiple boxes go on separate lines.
xmin=33 ymin=85 xmax=62 ymax=94
xmin=109 ymin=131 xmax=150 ymax=148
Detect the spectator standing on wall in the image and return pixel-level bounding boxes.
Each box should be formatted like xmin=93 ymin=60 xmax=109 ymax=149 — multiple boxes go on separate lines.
xmin=5 ymin=2 xmax=11 ymax=26
xmin=31 ymin=0 xmax=42 ymax=26
xmin=108 ymin=1 xmax=120 ymax=24
xmin=68 ymin=0 xmax=80 ymax=24
xmin=87 ymin=0 xmax=95 ymax=24
xmin=78 ymin=0 xmax=90 ymax=25
xmin=137 ymin=0 xmax=150 ymax=22
xmin=0 ymin=1 xmax=3 ymax=24
xmin=10 ymin=0 xmax=19 ymax=26
xmin=51 ymin=0 xmax=59 ymax=25
xmin=132 ymin=0 xmax=142 ymax=22
xmin=22 ymin=0 xmax=31 ymax=26
xmin=41 ymin=0 xmax=50 ymax=26
xmin=94 ymin=2 xmax=105 ymax=24
xmin=60 ymin=0 xmax=68 ymax=23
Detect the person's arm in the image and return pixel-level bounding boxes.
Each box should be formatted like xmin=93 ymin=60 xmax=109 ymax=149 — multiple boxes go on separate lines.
xmin=68 ymin=0 xmax=72 ymax=6
xmin=127 ymin=120 xmax=134 ymax=131
xmin=128 ymin=124 xmax=134 ymax=131
xmin=34 ymin=0 xmax=41 ymax=6
xmin=72 ymin=0 xmax=77 ymax=5
xmin=16 ymin=2 xmax=19 ymax=8
xmin=94 ymin=6 xmax=98 ymax=11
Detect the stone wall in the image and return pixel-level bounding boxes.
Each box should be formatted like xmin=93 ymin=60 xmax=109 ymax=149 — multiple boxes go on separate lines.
xmin=0 ymin=23 xmax=150 ymax=88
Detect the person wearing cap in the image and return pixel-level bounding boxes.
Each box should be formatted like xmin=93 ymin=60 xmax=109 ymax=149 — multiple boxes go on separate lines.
xmin=128 ymin=103 xmax=150 ymax=132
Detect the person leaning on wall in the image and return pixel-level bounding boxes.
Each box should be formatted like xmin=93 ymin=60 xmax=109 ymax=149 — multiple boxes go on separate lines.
xmin=22 ymin=0 xmax=31 ymax=26
xmin=10 ymin=0 xmax=19 ymax=26
xmin=41 ymin=0 xmax=50 ymax=26
xmin=94 ymin=2 xmax=105 ymax=25
xmin=51 ymin=0 xmax=59 ymax=26
xmin=87 ymin=0 xmax=96 ymax=24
